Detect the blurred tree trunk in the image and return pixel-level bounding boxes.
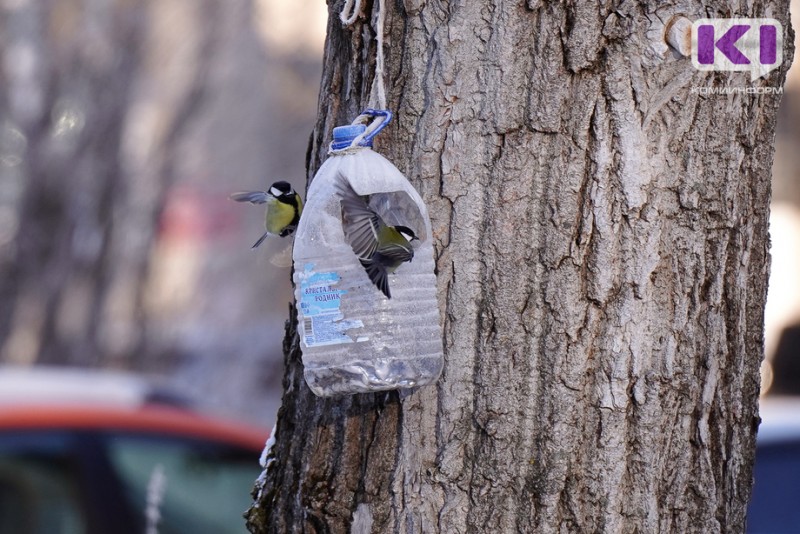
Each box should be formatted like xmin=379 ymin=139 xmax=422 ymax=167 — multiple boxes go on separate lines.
xmin=0 ymin=0 xmax=145 ymax=367
xmin=249 ymin=1 xmax=794 ymax=532
xmin=0 ymin=0 xmax=216 ymax=369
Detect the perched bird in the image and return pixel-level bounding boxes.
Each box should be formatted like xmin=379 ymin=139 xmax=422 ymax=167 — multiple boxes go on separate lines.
xmin=336 ymin=177 xmax=418 ymax=299
xmin=230 ymin=181 xmax=303 ymax=248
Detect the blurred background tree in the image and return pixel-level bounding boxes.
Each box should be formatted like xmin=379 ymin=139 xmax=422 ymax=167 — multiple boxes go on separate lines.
xmin=0 ymin=0 xmax=326 ymax=424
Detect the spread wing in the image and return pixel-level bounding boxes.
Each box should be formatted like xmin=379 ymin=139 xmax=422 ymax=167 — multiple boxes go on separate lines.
xmin=335 ymin=177 xmax=382 ymax=261
xmin=230 ymin=191 xmax=269 ymax=205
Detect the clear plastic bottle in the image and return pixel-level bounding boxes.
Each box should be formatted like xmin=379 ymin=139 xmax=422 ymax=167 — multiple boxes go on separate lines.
xmin=292 ymin=121 xmax=444 ymax=396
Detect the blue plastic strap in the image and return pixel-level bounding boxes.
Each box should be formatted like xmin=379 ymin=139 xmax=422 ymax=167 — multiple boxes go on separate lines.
xmin=359 ymin=109 xmax=392 ymax=147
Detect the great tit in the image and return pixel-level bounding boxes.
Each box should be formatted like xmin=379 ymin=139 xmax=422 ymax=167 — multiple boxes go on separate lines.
xmin=230 ymin=181 xmax=303 ymax=248
xmin=335 ymin=178 xmax=418 ymax=299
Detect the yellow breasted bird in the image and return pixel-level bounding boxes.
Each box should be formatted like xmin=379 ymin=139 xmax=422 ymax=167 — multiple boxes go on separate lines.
xmin=335 ymin=177 xmax=418 ymax=299
xmin=230 ymin=181 xmax=303 ymax=248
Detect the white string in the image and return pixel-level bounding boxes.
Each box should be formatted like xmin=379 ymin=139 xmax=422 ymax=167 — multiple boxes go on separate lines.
xmin=331 ymin=0 xmax=388 ymax=153
xmin=369 ymin=0 xmax=387 ymax=110
xmin=339 ymin=0 xmax=387 ymax=110
xmin=339 ymin=0 xmax=361 ymax=26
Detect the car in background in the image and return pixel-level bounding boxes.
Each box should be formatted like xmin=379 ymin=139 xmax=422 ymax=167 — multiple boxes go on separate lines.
xmin=0 ymin=366 xmax=268 ymax=534
xmin=747 ymin=396 xmax=800 ymax=533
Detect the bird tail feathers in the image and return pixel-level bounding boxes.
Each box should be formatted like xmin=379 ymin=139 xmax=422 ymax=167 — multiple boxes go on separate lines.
xmin=252 ymin=231 xmax=270 ymax=248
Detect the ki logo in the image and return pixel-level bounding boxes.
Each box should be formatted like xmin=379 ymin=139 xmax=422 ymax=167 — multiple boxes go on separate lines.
xmin=691 ymin=18 xmax=784 ymax=81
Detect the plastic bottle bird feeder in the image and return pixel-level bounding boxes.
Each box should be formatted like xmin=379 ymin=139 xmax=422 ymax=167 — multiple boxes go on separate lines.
xmin=292 ymin=110 xmax=444 ymax=396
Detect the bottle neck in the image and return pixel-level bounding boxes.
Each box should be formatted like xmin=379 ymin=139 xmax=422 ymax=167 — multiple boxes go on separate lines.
xmin=330 ymin=139 xmax=371 ymax=151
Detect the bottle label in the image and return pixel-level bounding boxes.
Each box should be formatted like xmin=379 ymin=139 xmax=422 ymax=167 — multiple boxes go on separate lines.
xmin=298 ymin=264 xmax=364 ymax=347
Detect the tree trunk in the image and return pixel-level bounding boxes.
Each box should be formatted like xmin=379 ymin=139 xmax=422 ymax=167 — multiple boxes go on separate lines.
xmin=248 ymin=1 xmax=794 ymax=532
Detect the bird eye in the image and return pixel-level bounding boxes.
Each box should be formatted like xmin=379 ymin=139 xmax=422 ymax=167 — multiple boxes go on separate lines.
xmin=398 ymin=228 xmax=417 ymax=241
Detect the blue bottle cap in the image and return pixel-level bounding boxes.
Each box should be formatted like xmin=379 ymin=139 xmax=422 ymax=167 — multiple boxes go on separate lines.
xmin=331 ymin=124 xmax=368 ymax=150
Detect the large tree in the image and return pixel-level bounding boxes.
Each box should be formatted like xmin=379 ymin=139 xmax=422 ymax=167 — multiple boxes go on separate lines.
xmin=248 ymin=1 xmax=794 ymax=532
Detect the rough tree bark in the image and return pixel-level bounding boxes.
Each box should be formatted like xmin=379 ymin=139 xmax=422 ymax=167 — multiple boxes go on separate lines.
xmin=248 ymin=1 xmax=794 ymax=532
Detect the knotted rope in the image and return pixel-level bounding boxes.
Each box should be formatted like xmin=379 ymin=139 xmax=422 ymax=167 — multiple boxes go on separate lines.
xmin=338 ymin=0 xmax=362 ymax=26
